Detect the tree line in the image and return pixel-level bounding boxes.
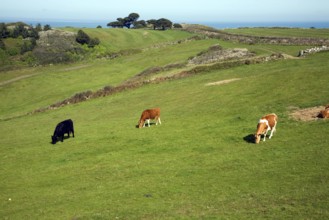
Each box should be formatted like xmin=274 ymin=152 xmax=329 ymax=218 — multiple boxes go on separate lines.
xmin=0 ymin=22 xmax=51 ymax=39
xmin=107 ymin=13 xmax=182 ymax=30
xmin=0 ymin=22 xmax=52 ymax=53
xmin=0 ymin=22 xmax=100 ymax=58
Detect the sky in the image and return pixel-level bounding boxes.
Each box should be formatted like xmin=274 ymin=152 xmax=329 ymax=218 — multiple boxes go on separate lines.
xmin=1 ymin=0 xmax=329 ymax=23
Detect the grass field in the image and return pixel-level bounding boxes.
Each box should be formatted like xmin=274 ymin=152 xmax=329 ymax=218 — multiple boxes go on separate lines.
xmin=62 ymin=28 xmax=195 ymax=52
xmin=223 ymin=27 xmax=329 ymax=39
xmin=0 ymin=27 xmax=329 ymax=219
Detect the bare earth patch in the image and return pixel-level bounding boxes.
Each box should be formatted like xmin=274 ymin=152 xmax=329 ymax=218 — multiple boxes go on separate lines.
xmin=289 ymin=106 xmax=325 ymax=121
xmin=205 ymin=78 xmax=241 ymax=86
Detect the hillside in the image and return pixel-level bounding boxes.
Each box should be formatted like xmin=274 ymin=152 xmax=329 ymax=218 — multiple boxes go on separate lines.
xmin=0 ymin=26 xmax=329 ymax=219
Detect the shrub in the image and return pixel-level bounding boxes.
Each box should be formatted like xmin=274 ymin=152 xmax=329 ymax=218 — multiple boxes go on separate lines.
xmin=20 ymin=39 xmax=36 ymax=54
xmin=173 ymin=23 xmax=183 ymax=28
xmin=88 ymin=37 xmax=100 ymax=48
xmin=76 ymin=30 xmax=90 ymax=45
xmin=76 ymin=30 xmax=100 ymax=48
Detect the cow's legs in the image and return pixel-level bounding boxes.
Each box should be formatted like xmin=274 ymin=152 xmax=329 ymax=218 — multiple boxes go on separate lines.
xmin=263 ymin=128 xmax=270 ymax=141
xmin=156 ymin=117 xmax=161 ymax=125
xmin=269 ymin=124 xmax=276 ymax=139
xmin=143 ymin=119 xmax=150 ymax=127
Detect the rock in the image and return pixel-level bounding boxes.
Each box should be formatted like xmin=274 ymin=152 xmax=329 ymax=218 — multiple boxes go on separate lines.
xmin=33 ymin=30 xmax=83 ymax=64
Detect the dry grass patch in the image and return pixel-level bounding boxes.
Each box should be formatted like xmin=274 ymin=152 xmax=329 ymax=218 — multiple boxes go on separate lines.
xmin=205 ymin=78 xmax=241 ymax=86
xmin=289 ymin=106 xmax=326 ymax=121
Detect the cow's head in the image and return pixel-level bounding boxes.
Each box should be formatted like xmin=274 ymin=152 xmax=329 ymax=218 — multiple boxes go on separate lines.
xmin=254 ymin=133 xmax=261 ymax=144
xmin=51 ymin=135 xmax=57 ymax=144
xmin=138 ymin=119 xmax=144 ymax=128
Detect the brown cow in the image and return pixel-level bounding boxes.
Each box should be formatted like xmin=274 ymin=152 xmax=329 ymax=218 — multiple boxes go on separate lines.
xmin=138 ymin=108 xmax=161 ymax=128
xmin=254 ymin=113 xmax=278 ymax=144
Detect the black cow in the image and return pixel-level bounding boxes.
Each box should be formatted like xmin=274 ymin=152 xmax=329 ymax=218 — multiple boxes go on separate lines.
xmin=51 ymin=119 xmax=74 ymax=144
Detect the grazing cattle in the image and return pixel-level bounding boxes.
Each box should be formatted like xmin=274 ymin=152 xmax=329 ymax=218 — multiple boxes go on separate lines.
xmin=254 ymin=113 xmax=278 ymax=144
xmin=51 ymin=119 xmax=74 ymax=144
xmin=138 ymin=108 xmax=161 ymax=128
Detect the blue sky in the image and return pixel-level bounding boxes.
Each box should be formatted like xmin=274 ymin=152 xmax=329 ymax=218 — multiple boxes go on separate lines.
xmin=1 ymin=0 xmax=328 ymax=23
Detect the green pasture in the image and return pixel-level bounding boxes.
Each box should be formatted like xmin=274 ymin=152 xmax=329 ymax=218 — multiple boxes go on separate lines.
xmin=62 ymin=28 xmax=194 ymax=52
xmin=0 ymin=28 xmax=329 ymax=219
xmin=223 ymin=27 xmax=329 ymax=39
xmin=0 ymin=37 xmax=222 ymax=120
xmin=0 ymin=27 xmax=311 ymax=120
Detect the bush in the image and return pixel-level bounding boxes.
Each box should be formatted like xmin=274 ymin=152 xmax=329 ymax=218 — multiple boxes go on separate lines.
xmin=20 ymin=39 xmax=36 ymax=54
xmin=76 ymin=30 xmax=90 ymax=45
xmin=173 ymin=23 xmax=183 ymax=28
xmin=20 ymin=52 xmax=37 ymax=66
xmin=88 ymin=37 xmax=100 ymax=48
xmin=76 ymin=30 xmax=100 ymax=48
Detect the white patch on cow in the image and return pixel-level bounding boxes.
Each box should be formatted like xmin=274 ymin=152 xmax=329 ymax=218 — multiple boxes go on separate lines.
xmin=258 ymin=119 xmax=270 ymax=141
xmin=258 ymin=119 xmax=269 ymax=127
xmin=146 ymin=119 xmax=151 ymax=127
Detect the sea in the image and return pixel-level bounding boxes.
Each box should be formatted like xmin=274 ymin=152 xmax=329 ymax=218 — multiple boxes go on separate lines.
xmin=1 ymin=18 xmax=329 ymax=29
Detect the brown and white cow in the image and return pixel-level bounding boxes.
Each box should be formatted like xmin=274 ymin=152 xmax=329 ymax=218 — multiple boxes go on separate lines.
xmin=138 ymin=108 xmax=161 ymax=128
xmin=254 ymin=113 xmax=278 ymax=144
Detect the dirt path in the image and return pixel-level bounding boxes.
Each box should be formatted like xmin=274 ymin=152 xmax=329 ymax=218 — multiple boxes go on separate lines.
xmin=0 ymin=65 xmax=90 ymax=86
xmin=0 ymin=73 xmax=40 ymax=86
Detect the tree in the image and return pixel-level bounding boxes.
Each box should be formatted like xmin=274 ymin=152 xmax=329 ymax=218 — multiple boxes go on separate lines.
xmin=125 ymin=13 xmax=139 ymax=28
xmin=147 ymin=19 xmax=157 ymax=30
xmin=35 ymin=23 xmax=42 ymax=32
xmin=155 ymin=18 xmax=173 ymax=30
xmin=107 ymin=21 xmax=124 ymax=28
xmin=0 ymin=23 xmax=10 ymax=38
xmin=12 ymin=23 xmax=26 ymax=38
xmin=133 ymin=20 xmax=147 ymax=29
xmin=43 ymin=24 xmax=51 ymax=31
xmin=107 ymin=12 xmax=140 ymax=29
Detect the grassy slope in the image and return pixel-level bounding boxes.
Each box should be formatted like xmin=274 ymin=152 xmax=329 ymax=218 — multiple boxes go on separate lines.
xmin=0 ymin=29 xmax=220 ymax=120
xmin=63 ymin=28 xmax=194 ymax=52
xmin=223 ymin=27 xmax=329 ymax=39
xmin=0 ymin=41 xmax=305 ymax=120
xmin=0 ymin=28 xmax=329 ymax=219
